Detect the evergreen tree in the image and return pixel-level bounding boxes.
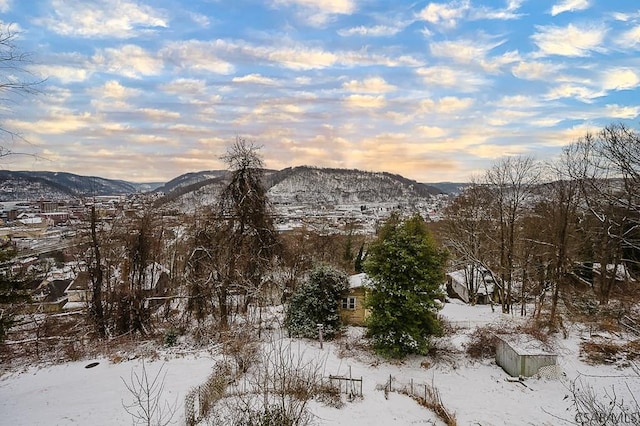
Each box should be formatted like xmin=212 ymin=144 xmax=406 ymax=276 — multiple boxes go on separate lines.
xmin=0 ymin=244 xmax=31 ymax=342
xmin=354 ymin=244 xmax=365 ymax=273
xmin=285 ymin=264 xmax=349 ymax=339
xmin=364 ymin=214 xmax=446 ymax=358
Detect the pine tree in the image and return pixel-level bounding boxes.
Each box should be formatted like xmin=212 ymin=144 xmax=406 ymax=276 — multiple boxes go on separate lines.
xmin=354 ymin=244 xmax=365 ymax=273
xmin=364 ymin=214 xmax=446 ymax=358
xmin=0 ymin=244 xmax=31 ymax=342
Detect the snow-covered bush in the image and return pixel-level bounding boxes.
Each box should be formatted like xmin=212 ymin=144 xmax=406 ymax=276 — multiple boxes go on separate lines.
xmin=284 ymin=264 xmax=349 ymax=340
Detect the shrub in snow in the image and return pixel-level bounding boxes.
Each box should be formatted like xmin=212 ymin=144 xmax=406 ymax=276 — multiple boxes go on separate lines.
xmin=285 ymin=264 xmax=349 ymax=339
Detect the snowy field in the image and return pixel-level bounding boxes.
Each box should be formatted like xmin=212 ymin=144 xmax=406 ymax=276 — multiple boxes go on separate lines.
xmin=1 ymin=301 xmax=639 ymax=425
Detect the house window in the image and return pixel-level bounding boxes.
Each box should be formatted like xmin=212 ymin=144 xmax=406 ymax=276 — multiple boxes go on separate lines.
xmin=342 ymin=297 xmax=356 ymax=310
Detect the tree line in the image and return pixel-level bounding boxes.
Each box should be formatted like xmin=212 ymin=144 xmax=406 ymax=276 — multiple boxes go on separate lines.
xmin=441 ymin=123 xmax=640 ymax=328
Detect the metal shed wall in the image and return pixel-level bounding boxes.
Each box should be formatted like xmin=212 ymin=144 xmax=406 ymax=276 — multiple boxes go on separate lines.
xmin=495 ymin=336 xmax=558 ymax=377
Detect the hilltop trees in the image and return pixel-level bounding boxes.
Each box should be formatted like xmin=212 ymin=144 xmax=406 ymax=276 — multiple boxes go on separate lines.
xmin=443 ymin=123 xmax=640 ymax=325
xmin=364 ymin=214 xmax=446 ymax=358
xmin=84 ymin=203 xmax=168 ymax=337
xmin=484 ymin=156 xmax=541 ymax=314
xmin=442 ymin=157 xmax=541 ymax=314
xmin=565 ymin=124 xmax=640 ymax=304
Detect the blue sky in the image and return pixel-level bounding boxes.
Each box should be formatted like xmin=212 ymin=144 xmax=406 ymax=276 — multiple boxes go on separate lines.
xmin=1 ymin=0 xmax=639 ymax=183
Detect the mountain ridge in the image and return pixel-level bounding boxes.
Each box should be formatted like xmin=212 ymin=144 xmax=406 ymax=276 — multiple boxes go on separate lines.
xmin=0 ymin=167 xmax=452 ymax=202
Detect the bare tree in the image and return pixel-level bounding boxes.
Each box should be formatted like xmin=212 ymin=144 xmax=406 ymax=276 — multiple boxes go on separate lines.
xmin=0 ymin=24 xmax=42 ymax=155
xmin=565 ymin=124 xmax=640 ymax=304
xmin=526 ymin=158 xmax=582 ymax=324
xmin=442 ymin=180 xmax=496 ymax=306
xmin=186 ymin=138 xmax=279 ymax=330
xmin=88 ymin=204 xmax=107 ymax=337
xmin=484 ymin=156 xmax=541 ymax=313
xmin=122 ymin=361 xmax=177 ymax=426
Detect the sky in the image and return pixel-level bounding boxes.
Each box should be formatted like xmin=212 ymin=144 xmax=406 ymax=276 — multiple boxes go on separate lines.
xmin=0 ymin=0 xmax=639 ymax=183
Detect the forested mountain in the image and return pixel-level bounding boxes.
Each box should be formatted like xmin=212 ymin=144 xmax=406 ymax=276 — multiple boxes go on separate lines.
xmin=155 ymin=166 xmax=443 ymax=213
xmin=0 ymin=171 xmax=145 ymax=201
xmin=0 ymin=167 xmax=445 ymax=206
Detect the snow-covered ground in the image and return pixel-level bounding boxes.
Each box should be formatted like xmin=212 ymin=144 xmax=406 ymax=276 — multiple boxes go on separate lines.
xmin=1 ymin=302 xmax=639 ymax=425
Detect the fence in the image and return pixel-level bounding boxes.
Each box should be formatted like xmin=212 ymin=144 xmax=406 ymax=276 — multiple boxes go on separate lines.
xmin=184 ymin=362 xmax=233 ymax=426
xmin=384 ymin=374 xmax=437 ymax=403
xmin=184 ymin=364 xmax=362 ymax=425
xmin=326 ymin=375 xmax=363 ymax=397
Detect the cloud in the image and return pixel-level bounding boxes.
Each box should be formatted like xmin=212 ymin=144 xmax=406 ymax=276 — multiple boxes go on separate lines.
xmin=493 ymin=95 xmax=542 ymax=109
xmin=160 ymin=38 xmax=420 ymax=72
xmin=36 ymin=0 xmax=167 ymax=39
xmin=603 ymin=104 xmax=640 ymax=119
xmin=470 ymin=0 xmax=525 ymax=20
xmin=540 ymin=123 xmax=595 ymax=147
xmin=550 ymin=0 xmax=591 ymax=16
xmin=0 ymin=0 xmax=10 ymax=13
xmin=338 ymin=24 xmax=404 ymax=37
xmin=191 ymin=38 xmax=337 ymax=71
xmin=271 ymin=0 xmax=356 ymax=27
xmin=344 ymin=94 xmax=386 ymax=109
xmin=484 ymin=108 xmax=536 ymax=126
xmin=420 ymin=96 xmax=474 ymax=113
xmin=601 ymin=67 xmax=640 ymax=91
xmin=93 ymin=44 xmax=163 ymax=78
xmin=417 ymin=1 xmax=470 ymax=28
xmin=416 ymin=66 xmax=488 ymax=91
xmin=88 ymin=80 xmax=140 ymax=99
xmin=6 ymin=110 xmax=92 ymax=134
xmin=415 ymin=125 xmax=448 ymax=138
xmin=159 ymin=78 xmax=208 ymax=96
xmin=611 ymin=12 xmax=640 ymax=22
xmin=189 ymin=12 xmax=210 ymax=27
xmin=617 ymin=26 xmax=640 ymax=49
xmin=544 ymin=84 xmax=603 ymax=102
xmin=342 ymin=77 xmax=396 ymax=93
xmin=30 ymin=64 xmax=91 ymax=83
xmin=232 ymin=74 xmax=278 ymax=85
xmin=234 ymin=99 xmax=308 ymax=125
xmin=512 ymin=60 xmax=562 ymax=80
xmin=428 ymin=36 xmax=517 ymax=71
xmin=430 ymin=38 xmax=501 ymax=63
xmin=467 ymin=143 xmax=529 ymax=158
xmin=160 ymin=40 xmax=234 ymax=74
xmin=138 ymin=108 xmax=181 ymax=120
xmin=532 ymin=23 xmax=607 ymax=57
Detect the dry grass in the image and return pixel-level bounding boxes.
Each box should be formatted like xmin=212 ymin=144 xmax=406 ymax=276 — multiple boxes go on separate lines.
xmin=580 ymin=339 xmax=640 ymax=365
xmin=465 ymin=320 xmax=557 ymax=359
xmin=465 ymin=325 xmax=502 ymax=359
xmin=398 ymin=383 xmax=457 ymax=426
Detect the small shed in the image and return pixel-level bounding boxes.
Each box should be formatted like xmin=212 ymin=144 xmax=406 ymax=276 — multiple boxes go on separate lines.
xmin=495 ymin=334 xmax=558 ymax=377
xmin=339 ymin=273 xmax=371 ymax=326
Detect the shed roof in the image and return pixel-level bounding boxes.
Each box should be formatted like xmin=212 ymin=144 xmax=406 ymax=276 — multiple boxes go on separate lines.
xmin=348 ymin=273 xmax=372 ymax=289
xmin=496 ymin=334 xmax=556 ymax=356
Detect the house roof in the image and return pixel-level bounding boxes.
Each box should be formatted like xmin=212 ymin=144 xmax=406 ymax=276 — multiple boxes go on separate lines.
xmin=447 ymin=266 xmax=494 ymax=295
xmin=348 ymin=273 xmax=372 ymax=289
xmin=66 ymin=271 xmax=90 ymax=292
xmin=44 ymin=279 xmax=72 ymax=302
xmin=593 ymin=263 xmax=636 ymax=282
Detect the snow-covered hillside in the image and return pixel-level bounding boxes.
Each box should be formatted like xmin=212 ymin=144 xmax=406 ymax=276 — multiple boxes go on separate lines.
xmin=267 ymin=166 xmax=440 ymax=205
